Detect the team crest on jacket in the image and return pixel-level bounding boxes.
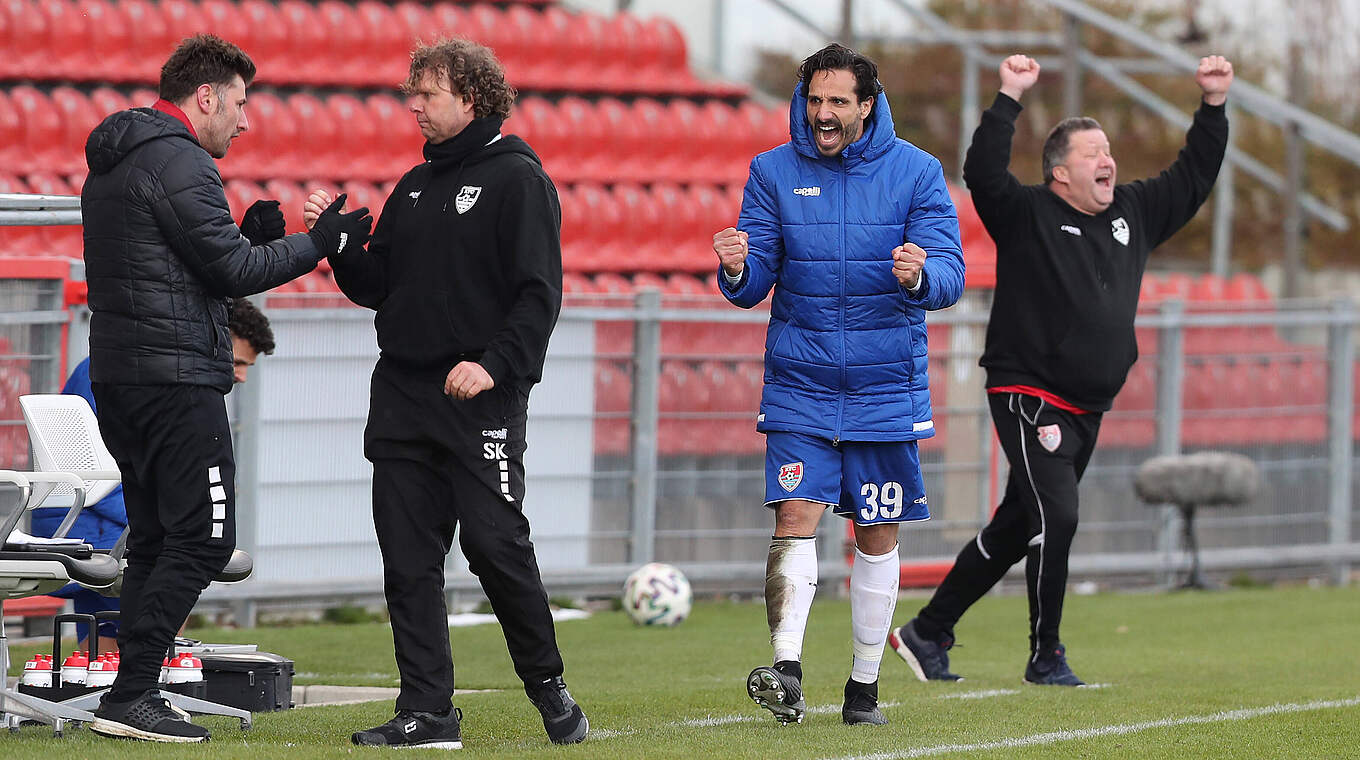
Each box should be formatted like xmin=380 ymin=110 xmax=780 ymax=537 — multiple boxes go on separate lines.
xmin=1111 ymin=217 xmax=1130 ymax=246
xmin=778 ymin=462 xmax=804 ymax=492
xmin=455 ymin=185 xmax=482 ymax=214
xmin=1036 ymin=424 xmax=1062 ymax=453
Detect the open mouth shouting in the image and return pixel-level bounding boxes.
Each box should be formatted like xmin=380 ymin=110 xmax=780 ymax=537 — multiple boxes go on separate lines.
xmin=816 ymin=119 xmax=843 ymax=151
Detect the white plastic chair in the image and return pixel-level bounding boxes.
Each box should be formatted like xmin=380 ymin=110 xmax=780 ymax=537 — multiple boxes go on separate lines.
xmin=17 ymin=394 xmax=253 ymax=730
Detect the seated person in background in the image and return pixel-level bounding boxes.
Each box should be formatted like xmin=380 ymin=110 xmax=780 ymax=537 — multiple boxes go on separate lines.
xmin=29 ymin=297 xmax=275 ymax=653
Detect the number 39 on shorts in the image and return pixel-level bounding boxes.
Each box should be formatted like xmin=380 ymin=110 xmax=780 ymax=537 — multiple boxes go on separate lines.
xmin=859 ymin=481 xmax=905 ymax=522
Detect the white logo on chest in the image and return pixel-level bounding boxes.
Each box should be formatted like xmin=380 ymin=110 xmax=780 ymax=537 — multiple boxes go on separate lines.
xmin=455 ymin=185 xmax=482 ymax=214
xmin=1111 ymin=217 xmax=1130 ymax=246
xmin=792 ymin=186 xmax=821 ymax=197
xmin=1060 ymin=224 xmax=1082 ymax=236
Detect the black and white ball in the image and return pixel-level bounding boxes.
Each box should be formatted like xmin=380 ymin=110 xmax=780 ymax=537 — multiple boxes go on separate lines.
xmin=622 ymin=562 xmax=692 ymax=627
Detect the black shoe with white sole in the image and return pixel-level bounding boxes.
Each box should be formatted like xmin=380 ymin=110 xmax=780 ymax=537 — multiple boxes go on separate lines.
xmin=1024 ymin=644 xmax=1085 ymax=686
xmin=526 ymin=676 xmax=589 ymax=744
xmin=351 ymin=707 xmax=464 ymax=748
xmin=747 ymin=664 xmax=806 ymax=725
xmin=90 ymin=690 xmax=210 ymax=743
xmin=890 ymin=618 xmax=963 ymax=682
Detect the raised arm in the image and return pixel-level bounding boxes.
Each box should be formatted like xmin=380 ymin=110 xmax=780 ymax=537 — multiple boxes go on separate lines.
xmin=1124 ymin=56 xmax=1233 ymax=248
xmin=962 ymin=55 xmax=1040 ymax=229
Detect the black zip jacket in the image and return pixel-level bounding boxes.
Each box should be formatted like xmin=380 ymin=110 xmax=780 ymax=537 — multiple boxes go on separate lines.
xmin=331 ymin=126 xmax=563 ymax=385
xmin=966 ymin=93 xmax=1228 ymax=411
xmin=82 ymin=108 xmax=321 ymax=392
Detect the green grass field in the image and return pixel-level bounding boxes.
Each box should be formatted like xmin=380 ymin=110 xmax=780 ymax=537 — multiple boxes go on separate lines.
xmin=4 ymin=584 xmax=1358 ymax=758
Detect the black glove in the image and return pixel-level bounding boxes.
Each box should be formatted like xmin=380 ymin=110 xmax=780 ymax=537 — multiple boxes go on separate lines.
xmin=307 ymin=193 xmax=373 ymax=261
xmin=239 ymin=199 xmax=287 ymax=246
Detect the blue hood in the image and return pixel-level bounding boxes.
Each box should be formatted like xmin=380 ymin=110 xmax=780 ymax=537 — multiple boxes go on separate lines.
xmin=788 ymin=82 xmax=897 ymax=163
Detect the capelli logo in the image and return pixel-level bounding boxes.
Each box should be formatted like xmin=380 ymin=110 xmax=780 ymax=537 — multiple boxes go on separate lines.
xmin=793 ymin=186 xmax=821 ymax=197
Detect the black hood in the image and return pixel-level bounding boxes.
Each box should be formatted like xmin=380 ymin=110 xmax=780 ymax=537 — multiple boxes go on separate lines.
xmin=85 ymin=108 xmax=198 ymax=176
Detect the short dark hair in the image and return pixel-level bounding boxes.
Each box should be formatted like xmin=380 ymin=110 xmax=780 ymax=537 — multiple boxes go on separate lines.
xmin=798 ymin=43 xmax=883 ymax=104
xmin=403 ymin=38 xmax=516 ymax=120
xmin=158 ymin=34 xmax=256 ymax=104
xmin=1042 ymin=116 xmax=1103 ymax=183
xmin=228 ymin=298 xmax=274 ymax=356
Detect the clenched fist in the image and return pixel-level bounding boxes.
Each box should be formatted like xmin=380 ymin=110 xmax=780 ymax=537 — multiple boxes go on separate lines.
xmin=1195 ymin=55 xmax=1233 ymax=107
xmin=713 ymin=227 xmax=748 ymax=277
xmin=999 ymin=54 xmax=1040 ymax=101
xmin=892 ymin=242 xmax=926 ymax=290
xmin=445 ymin=361 xmax=494 ymax=400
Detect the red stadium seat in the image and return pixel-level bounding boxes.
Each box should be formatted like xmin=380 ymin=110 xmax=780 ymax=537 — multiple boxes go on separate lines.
xmin=355 ymin=1 xmax=411 ymax=88
xmin=88 ymin=87 xmax=130 ymax=121
xmin=42 ymin=0 xmax=93 ymax=80
xmin=225 ymin=179 xmax=266 ymax=224
xmin=50 ymin=86 xmax=103 ymax=175
xmin=286 ymin=94 xmax=337 ymax=179
xmin=390 ymin=2 xmax=433 ymax=55
xmin=0 ymin=91 xmax=22 ymax=171
xmin=2 ymin=0 xmax=50 ymax=80
xmin=326 ymin=94 xmax=382 ymax=182
xmin=118 ymin=0 xmax=173 ymax=82
xmin=75 ymin=0 xmax=133 ymax=82
xmin=277 ymin=0 xmax=327 ymax=85
xmin=25 ymin=173 xmax=80 ymax=257
xmin=0 ymin=174 xmax=45 ymax=255
xmin=315 ymin=1 xmax=369 ymax=86
xmin=366 ymin=94 xmax=423 ymax=175
xmin=235 ymin=0 xmax=288 ymax=77
xmin=9 ymin=87 xmax=63 ymax=175
xmin=593 ymin=360 xmax=631 ymax=456
xmin=159 ymin=0 xmax=209 ymax=57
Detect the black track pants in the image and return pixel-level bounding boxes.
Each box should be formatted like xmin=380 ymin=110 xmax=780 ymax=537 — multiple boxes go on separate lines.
xmin=366 ymin=364 xmax=563 ymax=712
xmin=918 ymin=393 xmax=1101 ymax=655
xmin=91 ymin=383 xmax=237 ymax=701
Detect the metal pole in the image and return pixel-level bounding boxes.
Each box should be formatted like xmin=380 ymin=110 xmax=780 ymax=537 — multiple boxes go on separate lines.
xmin=1281 ymin=38 xmax=1307 ymax=301
xmin=959 ymin=50 xmax=979 ymax=183
xmin=1062 ymin=13 xmax=1083 ymax=117
xmin=840 ymin=0 xmax=855 ymax=47
xmin=231 ymin=296 xmax=265 ymax=627
xmin=1209 ymin=101 xmax=1236 ymax=278
xmin=1154 ymin=300 xmax=1186 ymax=584
xmin=1325 ymin=299 xmax=1354 ymax=586
xmin=629 ymin=289 xmax=662 ymax=564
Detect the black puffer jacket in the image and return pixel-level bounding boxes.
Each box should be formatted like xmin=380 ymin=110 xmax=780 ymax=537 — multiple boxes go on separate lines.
xmin=82 ymin=108 xmax=320 ymax=392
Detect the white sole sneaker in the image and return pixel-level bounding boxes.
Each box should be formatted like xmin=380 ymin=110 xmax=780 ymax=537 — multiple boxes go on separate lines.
xmin=90 ymin=718 xmax=208 ymax=743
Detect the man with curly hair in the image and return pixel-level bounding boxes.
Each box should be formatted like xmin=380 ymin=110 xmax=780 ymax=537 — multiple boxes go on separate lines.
xmin=305 ymin=39 xmax=583 ymax=749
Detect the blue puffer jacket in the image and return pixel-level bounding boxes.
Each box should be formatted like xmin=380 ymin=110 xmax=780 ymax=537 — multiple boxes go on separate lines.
xmin=721 ymin=84 xmax=965 ymax=442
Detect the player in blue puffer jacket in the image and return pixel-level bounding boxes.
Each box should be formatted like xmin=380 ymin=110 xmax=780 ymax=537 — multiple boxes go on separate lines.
xmin=714 ymin=44 xmax=964 ymax=727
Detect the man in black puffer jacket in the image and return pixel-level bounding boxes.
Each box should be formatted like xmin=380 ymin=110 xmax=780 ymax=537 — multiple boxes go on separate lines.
xmin=305 ymin=39 xmax=585 ymax=751
xmin=81 ymin=34 xmax=372 ymax=744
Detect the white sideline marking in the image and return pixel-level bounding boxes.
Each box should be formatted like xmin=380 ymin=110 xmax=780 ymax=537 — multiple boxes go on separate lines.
xmin=939 ymin=689 xmax=1019 ymax=700
xmin=681 ymin=702 xmax=903 ymax=728
xmin=817 ymin=696 xmax=1360 ymax=760
xmin=588 ymin=727 xmax=638 ymax=740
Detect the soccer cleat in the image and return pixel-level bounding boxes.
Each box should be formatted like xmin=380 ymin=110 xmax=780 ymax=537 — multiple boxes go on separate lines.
xmin=351 ymin=707 xmax=464 ymax=748
xmin=1023 ymin=644 xmax=1085 ymax=686
xmin=525 ymin=676 xmax=589 ymax=744
xmin=890 ymin=618 xmax=963 ymax=682
xmin=90 ymin=690 xmax=210 ymax=743
xmin=746 ymin=666 xmax=806 ymax=725
xmin=841 ymin=678 xmax=888 ymax=725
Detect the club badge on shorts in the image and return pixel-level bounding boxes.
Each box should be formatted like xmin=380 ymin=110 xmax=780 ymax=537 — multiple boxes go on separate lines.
xmin=1037 ymin=424 xmax=1062 ymax=453
xmin=777 ymin=462 xmax=804 ymax=492
xmin=455 ymin=185 xmax=482 ymax=214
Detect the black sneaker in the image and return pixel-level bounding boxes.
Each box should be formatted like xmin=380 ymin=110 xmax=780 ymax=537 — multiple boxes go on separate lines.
xmin=525 ymin=676 xmax=588 ymax=744
xmin=841 ymin=678 xmax=887 ymax=726
xmin=890 ymin=618 xmax=963 ymax=682
xmin=89 ymin=690 xmax=210 ymax=743
xmin=746 ymin=665 xmax=805 ymax=725
xmin=1023 ymin=644 xmax=1085 ymax=686
xmin=351 ymin=707 xmax=464 ymax=748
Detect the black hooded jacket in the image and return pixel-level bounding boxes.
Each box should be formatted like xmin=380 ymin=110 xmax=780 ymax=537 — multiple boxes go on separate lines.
xmin=331 ymin=120 xmax=563 ymax=386
xmin=82 ymin=107 xmax=320 ymax=393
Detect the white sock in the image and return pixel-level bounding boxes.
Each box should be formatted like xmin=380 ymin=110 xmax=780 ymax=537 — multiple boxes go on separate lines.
xmin=766 ymin=536 xmax=818 ymax=665
xmin=849 ymin=544 xmax=900 ymax=684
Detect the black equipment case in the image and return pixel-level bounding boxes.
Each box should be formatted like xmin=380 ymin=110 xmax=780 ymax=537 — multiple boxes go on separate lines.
xmin=199 ymin=651 xmax=294 ymax=712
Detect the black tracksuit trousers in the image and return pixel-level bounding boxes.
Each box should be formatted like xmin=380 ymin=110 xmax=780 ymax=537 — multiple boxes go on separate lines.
xmin=918 ymin=392 xmax=1101 ymax=657
xmin=365 ymin=362 xmax=563 ymax=713
xmin=91 ymin=383 xmax=237 ymax=702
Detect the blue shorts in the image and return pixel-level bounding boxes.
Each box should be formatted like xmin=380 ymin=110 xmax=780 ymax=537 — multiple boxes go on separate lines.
xmin=764 ymin=432 xmax=930 ymax=525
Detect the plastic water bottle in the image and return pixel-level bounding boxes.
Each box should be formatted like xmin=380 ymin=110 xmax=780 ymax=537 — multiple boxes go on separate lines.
xmin=60 ymin=651 xmax=89 ymax=686
xmin=21 ymin=654 xmax=54 ymax=688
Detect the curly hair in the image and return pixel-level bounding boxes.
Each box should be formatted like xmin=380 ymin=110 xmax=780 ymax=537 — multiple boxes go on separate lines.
xmin=797 ymin=43 xmax=883 ymax=104
xmin=159 ymin=34 xmax=256 ymax=104
xmin=228 ymin=298 xmax=275 ymax=356
xmin=403 ymin=38 xmax=516 ymax=119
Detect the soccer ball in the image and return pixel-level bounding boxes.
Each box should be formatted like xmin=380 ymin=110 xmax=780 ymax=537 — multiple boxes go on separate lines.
xmin=622 ymin=562 xmax=692 ymax=627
